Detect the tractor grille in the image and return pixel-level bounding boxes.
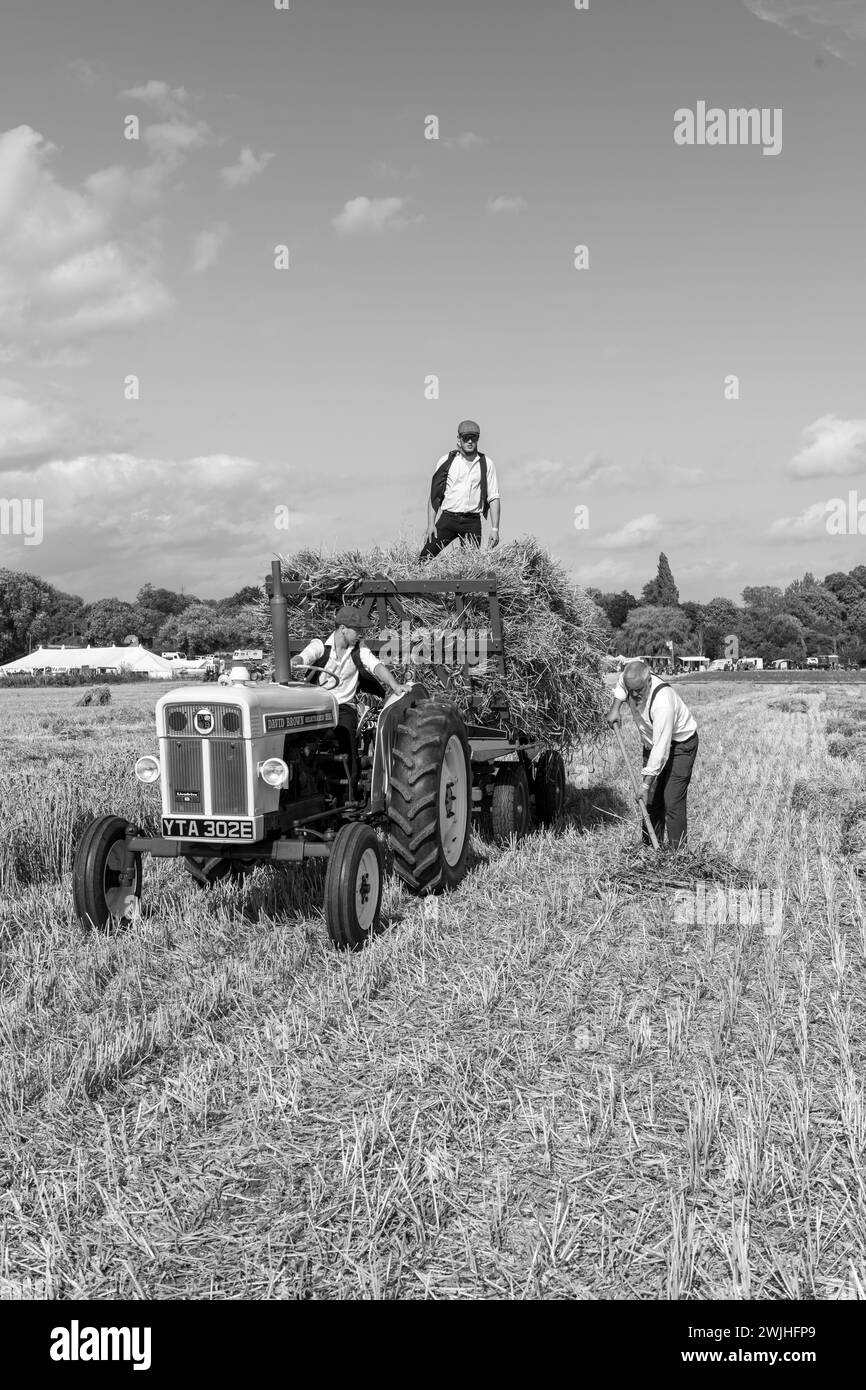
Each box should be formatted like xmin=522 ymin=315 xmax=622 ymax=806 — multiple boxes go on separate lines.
xmin=209 ymin=741 xmax=248 ymax=815
xmin=163 ymin=703 xmax=243 ymax=738
xmin=166 ymin=740 xmax=204 ymax=814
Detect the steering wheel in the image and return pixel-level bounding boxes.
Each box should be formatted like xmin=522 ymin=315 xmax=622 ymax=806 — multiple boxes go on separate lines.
xmin=290 ymin=662 xmax=340 ymax=692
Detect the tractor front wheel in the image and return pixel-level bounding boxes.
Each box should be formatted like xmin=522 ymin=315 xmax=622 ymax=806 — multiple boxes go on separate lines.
xmin=324 ymin=823 xmax=384 ymax=950
xmin=72 ymin=815 xmax=142 ymax=931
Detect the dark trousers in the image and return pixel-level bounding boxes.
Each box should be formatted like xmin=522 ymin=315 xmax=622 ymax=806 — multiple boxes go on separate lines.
xmin=337 ymin=703 xmax=359 ymax=782
xmin=419 ymin=510 xmax=482 ymax=560
xmin=642 ymin=732 xmax=698 ymax=848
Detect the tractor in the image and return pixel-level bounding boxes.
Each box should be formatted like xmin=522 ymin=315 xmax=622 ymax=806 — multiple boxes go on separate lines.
xmin=72 ymin=562 xmax=566 ymax=948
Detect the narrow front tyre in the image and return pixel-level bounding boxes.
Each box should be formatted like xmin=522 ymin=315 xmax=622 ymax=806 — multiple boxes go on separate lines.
xmin=72 ymin=815 xmax=142 ymax=931
xmin=324 ymin=822 xmax=384 ymax=950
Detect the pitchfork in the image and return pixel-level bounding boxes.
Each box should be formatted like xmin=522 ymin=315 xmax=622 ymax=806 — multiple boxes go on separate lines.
xmin=612 ymin=722 xmax=661 ymax=851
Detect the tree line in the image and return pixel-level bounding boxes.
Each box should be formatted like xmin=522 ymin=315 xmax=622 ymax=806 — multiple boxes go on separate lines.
xmin=3 ymin=553 xmax=866 ymax=668
xmin=0 ymin=572 xmax=262 ymax=664
xmin=587 ymin=553 xmax=866 ymax=665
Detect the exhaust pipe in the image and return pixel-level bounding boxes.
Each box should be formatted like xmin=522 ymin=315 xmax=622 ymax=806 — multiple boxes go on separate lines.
xmin=270 ymin=559 xmax=291 ymax=685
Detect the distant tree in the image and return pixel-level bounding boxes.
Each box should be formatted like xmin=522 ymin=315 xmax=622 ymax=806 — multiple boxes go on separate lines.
xmin=593 ymin=590 xmax=638 ymax=631
xmin=742 ymin=585 xmax=784 ymax=612
xmin=217 ymin=585 xmax=262 ymax=610
xmin=0 ymin=568 xmax=86 ymax=661
xmin=701 ymin=596 xmax=741 ymax=659
xmin=621 ymin=605 xmax=690 ymax=656
xmin=135 ymin=584 xmax=194 ymax=618
xmin=85 ymin=598 xmax=138 ymax=646
xmin=641 ymin=553 xmax=679 ymax=608
xmin=156 ymin=604 xmax=234 ymax=657
xmin=823 ymin=570 xmax=866 ymax=614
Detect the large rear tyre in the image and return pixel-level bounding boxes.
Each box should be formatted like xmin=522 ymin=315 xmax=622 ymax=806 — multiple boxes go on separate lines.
xmin=72 ymin=815 xmax=142 ymax=931
xmin=324 ymin=823 xmax=384 ymax=950
xmin=534 ymin=750 xmax=566 ymax=826
xmin=388 ymin=700 xmax=471 ymax=894
xmin=488 ymin=763 xmax=531 ymax=844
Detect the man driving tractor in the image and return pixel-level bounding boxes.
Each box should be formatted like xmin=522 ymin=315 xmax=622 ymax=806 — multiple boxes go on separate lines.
xmin=292 ymin=605 xmax=411 ymax=783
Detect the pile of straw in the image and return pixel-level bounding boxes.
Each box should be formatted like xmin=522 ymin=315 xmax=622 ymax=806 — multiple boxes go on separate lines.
xmin=253 ymin=537 xmax=608 ymax=751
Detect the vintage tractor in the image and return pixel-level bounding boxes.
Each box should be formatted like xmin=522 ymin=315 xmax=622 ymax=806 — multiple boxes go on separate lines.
xmin=72 ymin=562 xmax=566 ymax=948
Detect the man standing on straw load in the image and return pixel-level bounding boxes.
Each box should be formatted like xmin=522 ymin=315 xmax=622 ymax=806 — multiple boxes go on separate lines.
xmin=420 ymin=419 xmax=501 ymax=559
xmin=606 ymin=659 xmax=699 ymax=848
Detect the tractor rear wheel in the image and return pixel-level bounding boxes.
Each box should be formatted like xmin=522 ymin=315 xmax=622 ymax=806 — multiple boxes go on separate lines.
xmin=388 ymin=700 xmax=471 ymax=894
xmin=72 ymin=815 xmax=142 ymax=931
xmin=534 ymin=750 xmax=566 ymax=826
xmin=324 ymin=822 xmax=384 ymax=950
xmin=488 ymin=763 xmax=531 ymax=844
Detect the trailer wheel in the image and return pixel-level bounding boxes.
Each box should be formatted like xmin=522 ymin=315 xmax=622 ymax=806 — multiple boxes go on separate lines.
xmin=488 ymin=763 xmax=531 ymax=844
xmin=72 ymin=815 xmax=142 ymax=932
xmin=388 ymin=700 xmax=471 ymax=893
xmin=324 ymin=823 xmax=384 ymax=950
xmin=534 ymin=750 xmax=566 ymax=826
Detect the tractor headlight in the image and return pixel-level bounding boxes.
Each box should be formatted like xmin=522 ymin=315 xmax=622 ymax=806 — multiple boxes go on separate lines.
xmin=259 ymin=757 xmax=289 ymax=788
xmin=134 ymin=755 xmax=161 ymax=785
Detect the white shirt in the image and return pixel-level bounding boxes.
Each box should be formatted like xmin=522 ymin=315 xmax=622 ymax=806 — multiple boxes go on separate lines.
xmin=613 ymin=673 xmax=697 ymax=777
xmin=297 ymin=632 xmax=381 ymax=705
xmin=436 ymin=451 xmax=500 ymax=515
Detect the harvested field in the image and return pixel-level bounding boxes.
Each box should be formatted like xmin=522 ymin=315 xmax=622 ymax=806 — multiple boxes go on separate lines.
xmin=1 ymin=681 xmax=865 ymax=1299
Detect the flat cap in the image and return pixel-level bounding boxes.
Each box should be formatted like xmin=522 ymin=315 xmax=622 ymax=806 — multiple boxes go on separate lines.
xmin=334 ymin=605 xmax=372 ymax=629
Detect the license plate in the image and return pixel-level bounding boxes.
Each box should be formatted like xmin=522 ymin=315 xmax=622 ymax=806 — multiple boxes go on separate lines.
xmin=162 ymin=817 xmax=255 ymax=840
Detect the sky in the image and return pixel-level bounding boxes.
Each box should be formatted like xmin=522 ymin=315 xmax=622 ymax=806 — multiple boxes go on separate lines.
xmin=0 ymin=0 xmax=865 ymax=604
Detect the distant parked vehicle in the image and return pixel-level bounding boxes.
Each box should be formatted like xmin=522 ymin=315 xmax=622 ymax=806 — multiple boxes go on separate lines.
xmin=805 ymin=657 xmax=819 ymax=669
xmin=708 ymin=659 xmax=733 ymax=671
xmin=161 ymin=651 xmax=186 ymax=661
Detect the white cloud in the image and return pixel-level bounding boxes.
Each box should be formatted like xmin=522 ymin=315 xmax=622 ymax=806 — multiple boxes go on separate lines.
xmin=589 ymin=514 xmax=663 ymax=549
xmin=219 ymin=145 xmax=275 ymax=189
xmin=444 ymin=132 xmax=487 ymax=151
xmin=508 ymin=453 xmax=620 ymax=491
xmin=487 ymin=195 xmax=528 ymax=215
xmin=742 ymin=1 xmax=866 ymax=64
xmin=0 ymin=379 xmax=116 ymax=470
xmin=332 ymin=195 xmax=421 ymax=235
xmin=120 ymin=80 xmax=192 ymax=118
xmin=766 ymin=500 xmax=830 ymax=539
xmin=0 ymin=450 xmax=328 ymax=595
xmin=0 ymin=110 xmax=221 ymax=357
xmin=788 ymin=414 xmax=866 ymax=477
xmin=142 ymin=119 xmax=211 ymax=159
xmin=191 ymin=224 xmax=229 ymax=273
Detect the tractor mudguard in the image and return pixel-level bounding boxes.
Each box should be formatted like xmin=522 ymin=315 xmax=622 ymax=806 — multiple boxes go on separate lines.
xmin=368 ymin=682 xmax=430 ymax=814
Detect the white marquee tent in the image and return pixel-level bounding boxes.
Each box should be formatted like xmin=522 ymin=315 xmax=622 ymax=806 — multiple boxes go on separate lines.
xmin=0 ymin=644 xmax=176 ymax=679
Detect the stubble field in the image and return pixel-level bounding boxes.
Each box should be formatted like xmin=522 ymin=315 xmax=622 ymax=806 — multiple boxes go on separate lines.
xmin=0 ymin=680 xmax=865 ymax=1300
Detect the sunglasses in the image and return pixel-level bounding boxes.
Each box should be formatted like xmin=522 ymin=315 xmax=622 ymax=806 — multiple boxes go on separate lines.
xmin=459 ymin=434 xmax=479 ymax=443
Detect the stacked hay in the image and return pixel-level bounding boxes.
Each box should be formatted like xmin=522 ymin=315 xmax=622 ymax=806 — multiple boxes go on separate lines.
xmin=75 ymin=686 xmax=111 ymax=708
xmin=252 ymin=537 xmax=608 ymax=751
